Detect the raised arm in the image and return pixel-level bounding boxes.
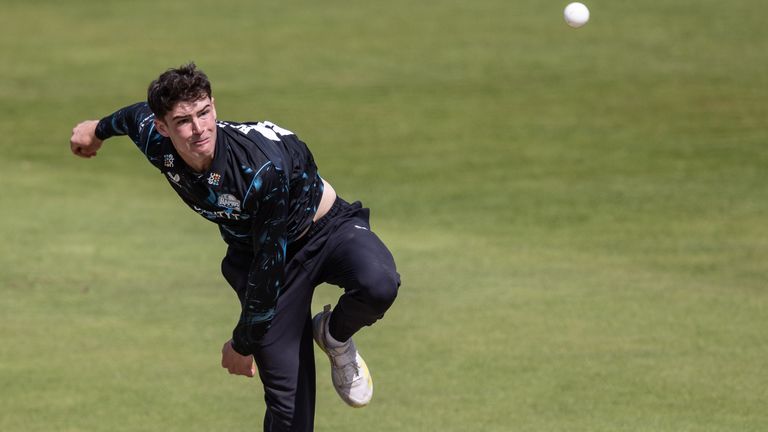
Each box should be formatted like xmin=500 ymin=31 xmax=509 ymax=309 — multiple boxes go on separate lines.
xmin=69 ymin=102 xmax=164 ymax=159
xmin=70 ymin=120 xmax=103 ymax=158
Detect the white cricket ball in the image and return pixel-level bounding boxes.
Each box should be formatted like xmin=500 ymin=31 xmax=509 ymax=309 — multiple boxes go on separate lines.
xmin=564 ymin=2 xmax=590 ymax=28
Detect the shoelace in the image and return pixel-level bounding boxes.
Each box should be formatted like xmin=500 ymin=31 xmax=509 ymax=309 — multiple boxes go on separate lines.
xmin=328 ymin=343 xmax=362 ymax=384
xmin=338 ymin=360 xmax=362 ymax=384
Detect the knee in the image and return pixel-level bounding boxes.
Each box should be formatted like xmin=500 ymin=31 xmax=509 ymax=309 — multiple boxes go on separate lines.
xmin=355 ymin=265 xmax=400 ymax=315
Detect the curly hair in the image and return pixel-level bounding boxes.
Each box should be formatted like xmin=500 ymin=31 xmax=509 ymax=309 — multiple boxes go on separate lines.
xmin=147 ymin=62 xmax=212 ymax=119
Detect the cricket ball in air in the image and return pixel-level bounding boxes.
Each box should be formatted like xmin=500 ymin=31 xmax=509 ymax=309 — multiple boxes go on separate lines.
xmin=564 ymin=2 xmax=590 ymax=28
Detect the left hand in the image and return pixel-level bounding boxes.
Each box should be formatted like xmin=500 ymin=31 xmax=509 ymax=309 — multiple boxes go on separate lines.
xmin=221 ymin=339 xmax=256 ymax=378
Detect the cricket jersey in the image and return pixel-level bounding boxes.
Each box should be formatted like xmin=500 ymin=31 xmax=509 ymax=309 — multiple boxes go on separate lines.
xmin=95 ymin=102 xmax=324 ymax=355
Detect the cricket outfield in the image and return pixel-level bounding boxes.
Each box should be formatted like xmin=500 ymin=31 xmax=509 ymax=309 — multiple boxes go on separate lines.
xmin=1 ymin=0 xmax=767 ymax=430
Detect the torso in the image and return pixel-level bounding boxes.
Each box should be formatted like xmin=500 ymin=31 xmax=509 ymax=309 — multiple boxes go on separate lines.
xmin=155 ymin=120 xmax=327 ymax=248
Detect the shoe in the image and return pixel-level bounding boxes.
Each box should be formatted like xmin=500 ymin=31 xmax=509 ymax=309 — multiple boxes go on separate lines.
xmin=312 ymin=304 xmax=373 ymax=407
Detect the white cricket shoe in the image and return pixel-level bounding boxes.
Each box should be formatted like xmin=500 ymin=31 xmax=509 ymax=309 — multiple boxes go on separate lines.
xmin=312 ymin=304 xmax=373 ymax=407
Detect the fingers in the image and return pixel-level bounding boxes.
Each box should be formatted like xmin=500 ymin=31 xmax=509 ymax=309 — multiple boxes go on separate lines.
xmin=224 ymin=362 xmax=255 ymax=377
xmin=71 ymin=146 xmax=97 ymax=158
xmin=69 ymin=120 xmax=101 ymax=158
xmin=72 ymin=145 xmax=97 ymax=158
xmin=221 ymin=340 xmax=256 ymax=377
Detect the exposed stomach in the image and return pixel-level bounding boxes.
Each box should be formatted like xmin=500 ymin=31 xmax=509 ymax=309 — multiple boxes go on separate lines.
xmin=314 ymin=179 xmax=337 ymax=222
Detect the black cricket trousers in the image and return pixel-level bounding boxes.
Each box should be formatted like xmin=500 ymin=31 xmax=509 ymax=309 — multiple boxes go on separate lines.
xmin=220 ymin=198 xmax=400 ymax=431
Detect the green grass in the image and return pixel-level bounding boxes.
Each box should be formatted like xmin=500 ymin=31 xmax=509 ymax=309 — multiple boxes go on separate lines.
xmin=1 ymin=0 xmax=767 ymax=430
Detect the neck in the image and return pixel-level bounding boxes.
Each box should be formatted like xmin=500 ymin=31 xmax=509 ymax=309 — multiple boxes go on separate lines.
xmin=170 ymin=134 xmax=216 ymax=173
xmin=181 ymin=154 xmax=213 ymax=173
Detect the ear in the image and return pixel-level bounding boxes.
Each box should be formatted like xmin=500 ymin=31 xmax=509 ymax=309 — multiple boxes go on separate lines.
xmin=154 ymin=118 xmax=170 ymax=137
xmin=210 ymin=97 xmax=217 ymax=120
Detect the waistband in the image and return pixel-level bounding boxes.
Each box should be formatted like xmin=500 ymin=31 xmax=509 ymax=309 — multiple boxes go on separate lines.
xmin=303 ymin=197 xmax=349 ymax=240
xmin=286 ymin=197 xmax=350 ymax=259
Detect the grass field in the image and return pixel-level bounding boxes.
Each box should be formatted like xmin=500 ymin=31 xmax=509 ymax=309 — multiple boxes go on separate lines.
xmin=1 ymin=0 xmax=767 ymax=430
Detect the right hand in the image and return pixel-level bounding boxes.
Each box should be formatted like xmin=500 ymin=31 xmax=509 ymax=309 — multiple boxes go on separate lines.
xmin=221 ymin=339 xmax=257 ymax=378
xmin=70 ymin=120 xmax=103 ymax=158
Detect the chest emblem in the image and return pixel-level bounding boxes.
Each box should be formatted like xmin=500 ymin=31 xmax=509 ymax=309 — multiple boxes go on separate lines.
xmin=163 ymin=154 xmax=174 ymax=168
xmin=207 ymin=172 xmax=221 ymax=186
xmin=217 ymin=194 xmax=241 ymax=211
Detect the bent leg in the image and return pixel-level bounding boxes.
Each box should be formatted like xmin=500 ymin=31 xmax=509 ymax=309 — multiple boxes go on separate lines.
xmin=321 ymin=218 xmax=400 ymax=342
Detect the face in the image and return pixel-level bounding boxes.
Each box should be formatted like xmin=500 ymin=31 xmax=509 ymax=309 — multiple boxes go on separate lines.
xmin=155 ymin=97 xmax=217 ymax=168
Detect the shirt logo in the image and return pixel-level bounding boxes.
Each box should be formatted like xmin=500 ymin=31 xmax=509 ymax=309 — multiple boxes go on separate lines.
xmin=166 ymin=172 xmax=181 ymax=183
xmin=217 ymin=194 xmax=241 ymax=211
xmin=163 ymin=154 xmax=174 ymax=168
xmin=207 ymin=172 xmax=221 ymax=186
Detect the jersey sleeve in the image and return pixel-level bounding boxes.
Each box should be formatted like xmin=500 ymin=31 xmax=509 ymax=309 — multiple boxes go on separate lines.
xmin=95 ymin=102 xmax=165 ymax=158
xmin=230 ymin=162 xmax=290 ymax=355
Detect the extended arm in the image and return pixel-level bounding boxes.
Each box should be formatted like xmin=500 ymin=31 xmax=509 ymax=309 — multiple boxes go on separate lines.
xmin=69 ymin=102 xmax=163 ymax=159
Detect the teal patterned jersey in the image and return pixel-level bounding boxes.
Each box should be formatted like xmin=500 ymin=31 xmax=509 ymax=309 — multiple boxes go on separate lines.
xmin=96 ymin=102 xmax=324 ymax=354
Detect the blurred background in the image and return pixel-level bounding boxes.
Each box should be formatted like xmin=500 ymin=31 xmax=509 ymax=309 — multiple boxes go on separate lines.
xmin=1 ymin=0 xmax=766 ymax=430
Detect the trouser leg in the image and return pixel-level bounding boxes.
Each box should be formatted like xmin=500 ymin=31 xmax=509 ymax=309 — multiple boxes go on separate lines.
xmin=254 ymin=307 xmax=315 ymax=432
xmin=320 ymin=211 xmax=400 ymax=342
xmin=221 ymin=248 xmax=316 ymax=432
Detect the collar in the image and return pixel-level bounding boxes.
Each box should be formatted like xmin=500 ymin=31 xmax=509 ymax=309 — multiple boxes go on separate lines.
xmin=158 ymin=126 xmax=228 ymax=190
xmin=199 ymin=125 xmax=228 ymax=190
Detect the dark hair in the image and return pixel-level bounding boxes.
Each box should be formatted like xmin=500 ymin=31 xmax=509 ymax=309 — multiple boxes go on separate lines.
xmin=147 ymin=62 xmax=212 ymax=119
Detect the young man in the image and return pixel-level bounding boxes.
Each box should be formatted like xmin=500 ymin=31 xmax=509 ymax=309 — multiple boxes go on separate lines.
xmin=69 ymin=63 xmax=400 ymax=431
